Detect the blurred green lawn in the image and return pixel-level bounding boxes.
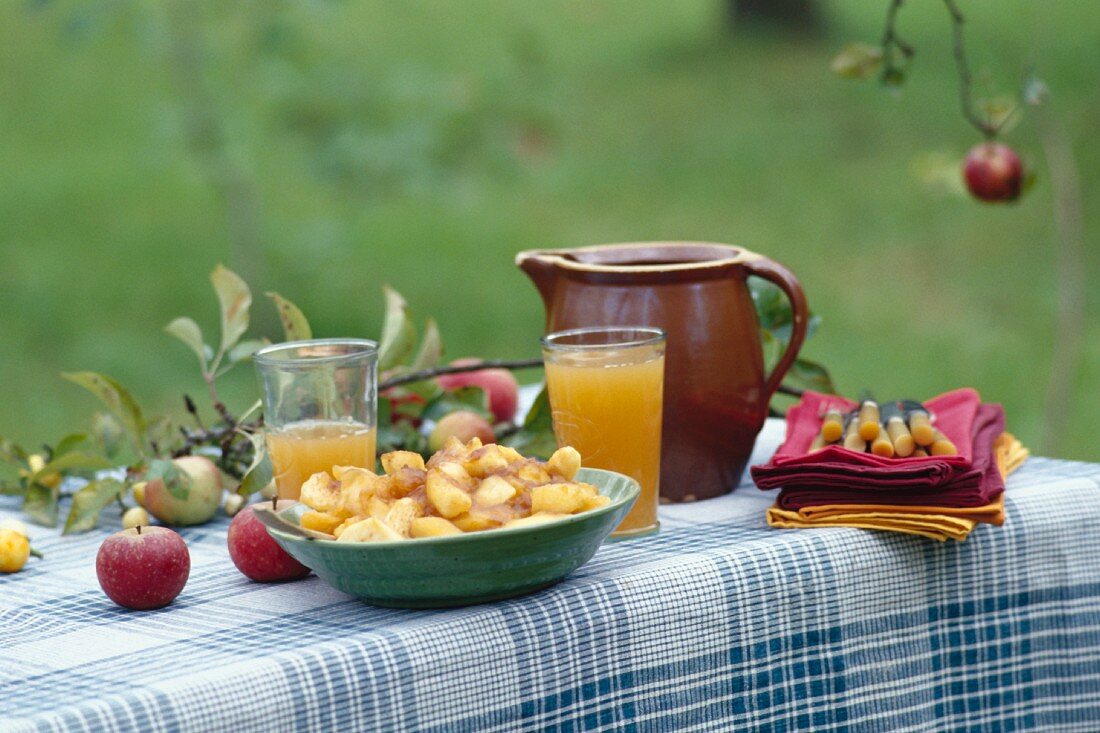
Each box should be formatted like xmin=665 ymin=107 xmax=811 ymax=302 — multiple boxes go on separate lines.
xmin=1 ymin=1 xmax=1097 ymax=460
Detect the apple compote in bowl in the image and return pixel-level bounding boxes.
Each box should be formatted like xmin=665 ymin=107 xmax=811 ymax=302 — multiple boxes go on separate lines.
xmin=264 ymin=438 xmax=639 ymax=608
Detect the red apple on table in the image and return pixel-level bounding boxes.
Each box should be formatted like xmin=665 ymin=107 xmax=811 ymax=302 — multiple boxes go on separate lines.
xmin=96 ymin=526 xmax=190 ymax=610
xmin=429 ymin=410 xmax=496 ymax=452
xmin=435 ymin=358 xmax=519 ymax=423
xmin=227 ymin=499 xmax=311 ymax=582
xmin=142 ymin=455 xmax=224 ymax=526
xmin=963 ymin=142 xmax=1024 ymax=203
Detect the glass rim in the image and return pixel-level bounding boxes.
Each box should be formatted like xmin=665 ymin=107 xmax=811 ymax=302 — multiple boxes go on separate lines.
xmin=540 ymin=326 xmax=667 ymax=352
xmin=253 ymin=338 xmax=379 ymax=367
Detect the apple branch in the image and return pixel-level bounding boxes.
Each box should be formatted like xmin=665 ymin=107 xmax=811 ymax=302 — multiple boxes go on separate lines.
xmin=380 ymin=359 xmax=544 ymax=390
xmin=942 ymin=0 xmax=997 ymax=139
xmin=379 ymin=357 xmax=809 ymax=399
xmin=880 ymin=0 xmax=915 ymax=82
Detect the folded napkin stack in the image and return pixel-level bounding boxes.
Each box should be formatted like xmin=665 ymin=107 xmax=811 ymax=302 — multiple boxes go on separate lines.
xmin=751 ymin=388 xmax=1028 ymax=541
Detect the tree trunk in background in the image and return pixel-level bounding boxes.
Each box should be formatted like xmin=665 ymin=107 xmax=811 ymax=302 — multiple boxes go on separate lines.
xmin=727 ymin=0 xmax=823 ymax=35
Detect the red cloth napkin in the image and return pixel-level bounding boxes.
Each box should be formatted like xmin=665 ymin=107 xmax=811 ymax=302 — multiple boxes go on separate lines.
xmin=751 ymin=388 xmax=1006 ymax=509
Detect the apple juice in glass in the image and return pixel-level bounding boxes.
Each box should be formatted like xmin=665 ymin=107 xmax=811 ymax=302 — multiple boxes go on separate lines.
xmin=253 ymin=339 xmax=378 ymax=500
xmin=542 ymin=326 xmax=666 ymax=538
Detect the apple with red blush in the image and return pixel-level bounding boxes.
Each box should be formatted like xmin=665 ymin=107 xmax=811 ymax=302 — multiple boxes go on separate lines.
xmin=141 ymin=455 xmax=224 ymax=527
xmin=428 ymin=410 xmax=496 ymax=452
xmin=435 ymin=358 xmax=519 ymax=423
xmin=963 ymin=142 xmax=1025 ymax=203
xmin=227 ymin=499 xmax=311 ymax=582
xmin=96 ymin=526 xmax=190 ymax=610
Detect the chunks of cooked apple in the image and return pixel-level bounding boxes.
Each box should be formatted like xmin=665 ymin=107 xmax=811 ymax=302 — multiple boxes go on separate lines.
xmin=300 ymin=510 xmax=343 ymax=535
xmin=503 ymin=513 xmax=567 ymax=530
xmin=474 ymin=476 xmax=516 ymax=507
xmin=332 ymin=465 xmax=392 ymax=515
xmin=547 ymin=446 xmax=582 ymax=481
xmin=381 ymin=451 xmax=425 ymax=474
xmin=383 ymin=498 xmax=422 ymax=537
xmin=410 ymin=517 xmax=462 ymax=538
xmin=531 ymin=483 xmax=589 ymax=514
xmin=336 ymin=517 xmax=402 ymax=543
xmin=426 ymin=465 xmax=473 ymax=519
xmin=451 ymin=511 xmax=500 ymax=533
xmin=296 ymin=442 xmax=609 ymax=543
xmin=299 ymin=472 xmax=343 ymax=515
xmin=464 ymin=443 xmax=524 ymax=478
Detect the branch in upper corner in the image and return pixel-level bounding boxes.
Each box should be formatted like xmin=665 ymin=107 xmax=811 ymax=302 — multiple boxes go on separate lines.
xmin=878 ymin=0 xmax=915 ymax=87
xmin=942 ymin=0 xmax=998 ymax=138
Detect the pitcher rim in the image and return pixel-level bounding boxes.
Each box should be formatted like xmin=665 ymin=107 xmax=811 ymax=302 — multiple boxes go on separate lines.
xmin=515 ymin=241 xmax=761 ymax=274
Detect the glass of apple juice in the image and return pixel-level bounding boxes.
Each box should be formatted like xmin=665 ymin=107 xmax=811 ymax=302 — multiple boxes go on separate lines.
xmin=253 ymin=338 xmax=378 ymax=500
xmin=541 ymin=326 xmax=666 ymax=539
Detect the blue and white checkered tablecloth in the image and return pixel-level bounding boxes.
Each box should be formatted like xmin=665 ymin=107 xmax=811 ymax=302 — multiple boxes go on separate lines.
xmin=3 ymin=419 xmax=1100 ymax=732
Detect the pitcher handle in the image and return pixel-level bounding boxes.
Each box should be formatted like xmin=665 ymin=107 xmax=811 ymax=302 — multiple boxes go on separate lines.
xmin=741 ymin=255 xmax=810 ymax=399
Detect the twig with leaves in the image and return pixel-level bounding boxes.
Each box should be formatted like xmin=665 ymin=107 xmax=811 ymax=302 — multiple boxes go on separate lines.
xmin=0 ymin=265 xmax=831 ymax=536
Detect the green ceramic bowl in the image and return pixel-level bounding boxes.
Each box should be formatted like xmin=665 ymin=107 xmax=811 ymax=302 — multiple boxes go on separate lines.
xmin=266 ymin=467 xmax=639 ymax=608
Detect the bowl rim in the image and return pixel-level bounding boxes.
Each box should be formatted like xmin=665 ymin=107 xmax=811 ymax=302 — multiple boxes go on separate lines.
xmin=266 ymin=467 xmax=641 ymax=549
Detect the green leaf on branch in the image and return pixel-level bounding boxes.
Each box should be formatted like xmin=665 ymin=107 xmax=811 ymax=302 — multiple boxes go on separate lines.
xmin=61 ymin=372 xmax=145 ymax=452
xmin=267 ymin=292 xmax=312 ymax=341
xmin=749 ymin=278 xmax=788 ymax=331
xmin=91 ymin=412 xmax=124 ymax=458
xmin=760 ymin=329 xmax=781 ymax=375
xmin=146 ymin=458 xmax=191 ymax=501
xmin=211 ymin=264 xmax=252 ymax=357
xmin=784 ymin=358 xmax=838 ymax=395
xmin=64 ymin=478 xmax=125 ymax=535
xmin=237 ymin=431 xmax=273 ymax=497
xmin=37 ymin=451 xmax=110 ymax=478
xmin=881 ymin=66 xmax=907 ymax=89
xmin=52 ymin=433 xmax=92 ymax=458
xmin=143 ymin=416 xmax=175 ymax=452
xmin=165 ymin=317 xmax=207 ymax=369
xmin=23 ymin=483 xmax=59 ymax=527
xmin=770 ymin=314 xmax=821 ymax=352
xmin=977 ymin=96 xmax=1020 ymax=134
xmin=378 ymin=286 xmax=418 ymax=371
xmin=911 ymin=151 xmax=968 ymax=197
xmin=376 ymin=415 xmax=428 ymax=458
xmin=410 ymin=317 xmax=443 ymax=371
xmin=401 ymin=378 xmax=445 ymax=401
xmin=501 ymin=386 xmax=557 ymax=460
xmin=229 ymin=339 xmax=266 ymax=365
xmin=421 ymin=386 xmax=492 ymax=422
xmin=831 ymin=42 xmax=884 ymax=80
xmin=1 ymin=436 xmax=27 ymax=466
xmin=238 ymin=399 xmax=263 ymax=424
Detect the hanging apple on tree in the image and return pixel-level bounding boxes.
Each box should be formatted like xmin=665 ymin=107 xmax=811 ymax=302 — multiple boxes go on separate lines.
xmin=831 ymin=0 xmax=1037 ymax=204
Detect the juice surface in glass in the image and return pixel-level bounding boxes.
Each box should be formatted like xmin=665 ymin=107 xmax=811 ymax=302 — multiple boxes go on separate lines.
xmin=544 ymin=345 xmax=664 ymax=537
xmin=266 ymin=419 xmax=377 ymax=500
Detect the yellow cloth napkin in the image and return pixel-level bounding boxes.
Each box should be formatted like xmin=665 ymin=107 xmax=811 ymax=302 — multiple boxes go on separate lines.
xmin=765 ymin=433 xmax=1028 ymax=542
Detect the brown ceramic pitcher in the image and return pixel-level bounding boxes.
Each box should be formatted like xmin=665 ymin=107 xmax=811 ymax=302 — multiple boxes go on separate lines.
xmin=516 ymin=242 xmax=808 ymax=502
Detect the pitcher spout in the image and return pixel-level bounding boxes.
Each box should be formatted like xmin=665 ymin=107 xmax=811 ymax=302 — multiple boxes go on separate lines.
xmin=515 ymin=250 xmax=561 ymax=309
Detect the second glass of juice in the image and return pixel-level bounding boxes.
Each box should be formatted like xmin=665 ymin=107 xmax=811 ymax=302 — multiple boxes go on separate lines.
xmin=542 ymin=326 xmax=666 ymax=539
xmin=253 ymin=338 xmax=378 ymax=500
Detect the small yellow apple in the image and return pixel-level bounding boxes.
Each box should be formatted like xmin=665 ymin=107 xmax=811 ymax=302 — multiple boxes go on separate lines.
xmin=0 ymin=529 xmax=30 ymax=574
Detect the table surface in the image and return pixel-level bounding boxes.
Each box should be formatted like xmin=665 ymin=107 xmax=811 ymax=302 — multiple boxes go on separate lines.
xmin=3 ymin=420 xmax=1100 ymax=733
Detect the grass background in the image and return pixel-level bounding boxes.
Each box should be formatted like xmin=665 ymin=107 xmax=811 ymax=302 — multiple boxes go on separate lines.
xmin=1 ymin=0 xmax=1097 ymax=460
